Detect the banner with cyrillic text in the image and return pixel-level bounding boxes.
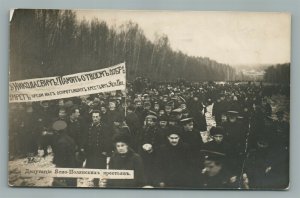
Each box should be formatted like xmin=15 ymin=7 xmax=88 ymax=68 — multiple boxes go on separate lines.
xmin=22 ymin=168 xmax=134 ymax=179
xmin=9 ymin=63 xmax=126 ymax=103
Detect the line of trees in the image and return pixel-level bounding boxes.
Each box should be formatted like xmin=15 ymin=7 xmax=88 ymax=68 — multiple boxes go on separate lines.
xmin=10 ymin=9 xmax=239 ymax=82
xmin=263 ymin=63 xmax=290 ymax=84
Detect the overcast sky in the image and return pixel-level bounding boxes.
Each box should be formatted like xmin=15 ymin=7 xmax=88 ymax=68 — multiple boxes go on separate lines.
xmin=76 ymin=10 xmax=291 ymax=67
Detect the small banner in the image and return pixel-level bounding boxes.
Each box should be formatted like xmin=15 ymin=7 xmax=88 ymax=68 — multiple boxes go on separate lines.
xmin=21 ymin=167 xmax=134 ymax=179
xmin=9 ymin=63 xmax=126 ymax=103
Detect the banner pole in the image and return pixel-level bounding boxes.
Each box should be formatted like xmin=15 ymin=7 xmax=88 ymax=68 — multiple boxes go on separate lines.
xmin=124 ymin=61 xmax=127 ymax=117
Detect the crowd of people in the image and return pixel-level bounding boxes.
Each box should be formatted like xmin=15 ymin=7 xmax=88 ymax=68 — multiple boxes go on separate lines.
xmin=9 ymin=78 xmax=289 ymax=189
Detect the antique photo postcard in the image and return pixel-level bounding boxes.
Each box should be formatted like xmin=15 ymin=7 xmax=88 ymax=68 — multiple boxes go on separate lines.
xmin=8 ymin=9 xmax=290 ymax=189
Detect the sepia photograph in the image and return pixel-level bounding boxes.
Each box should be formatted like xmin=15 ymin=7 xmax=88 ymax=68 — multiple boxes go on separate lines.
xmin=8 ymin=9 xmax=290 ymax=190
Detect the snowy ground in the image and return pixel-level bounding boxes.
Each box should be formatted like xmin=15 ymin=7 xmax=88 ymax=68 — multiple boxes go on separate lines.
xmin=8 ymin=94 xmax=289 ymax=188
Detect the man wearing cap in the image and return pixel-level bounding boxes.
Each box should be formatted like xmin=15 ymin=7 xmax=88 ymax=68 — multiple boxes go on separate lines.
xmin=156 ymin=115 xmax=169 ymax=147
xmin=52 ymin=120 xmax=77 ymax=187
xmin=196 ymin=150 xmax=239 ymax=189
xmin=180 ymin=118 xmax=203 ymax=151
xmin=140 ymin=114 xmax=160 ymax=185
xmin=203 ymin=126 xmax=238 ymax=176
xmin=43 ymin=107 xmax=68 ymax=155
xmin=203 ymin=126 xmax=232 ymax=155
xmin=222 ymin=110 xmax=247 ymax=153
xmin=84 ymin=110 xmax=113 ymax=187
xmin=172 ymin=108 xmax=183 ymax=121
xmin=151 ymin=101 xmax=159 ymax=115
xmin=156 ymin=126 xmax=193 ymax=188
xmin=164 ymin=102 xmax=173 ymax=118
xmin=180 ymin=117 xmax=204 ymax=185
xmin=141 ymin=114 xmax=160 ymax=148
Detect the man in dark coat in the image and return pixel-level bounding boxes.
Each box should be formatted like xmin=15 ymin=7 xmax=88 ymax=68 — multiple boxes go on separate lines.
xmin=244 ymin=137 xmax=289 ymax=189
xmin=195 ymin=150 xmax=239 ymax=189
xmin=180 ymin=117 xmax=204 ymax=180
xmin=180 ymin=118 xmax=203 ymax=153
xmin=66 ymin=106 xmax=85 ymax=167
xmin=100 ymin=105 xmax=110 ymax=125
xmin=156 ymin=126 xmax=193 ymax=188
xmin=52 ymin=120 xmax=77 ymax=187
xmin=34 ymin=101 xmax=54 ymax=157
xmin=212 ymin=98 xmax=223 ymax=126
xmin=203 ymin=126 xmax=234 ymax=156
xmin=203 ymin=126 xmax=238 ymax=178
xmin=156 ymin=115 xmax=169 ymax=146
xmin=188 ymin=95 xmax=207 ymax=132
xmin=222 ymin=111 xmax=247 ymax=154
xmin=125 ymin=105 xmax=142 ymax=151
xmin=139 ymin=114 xmax=161 ymax=186
xmin=84 ymin=110 xmax=113 ymax=187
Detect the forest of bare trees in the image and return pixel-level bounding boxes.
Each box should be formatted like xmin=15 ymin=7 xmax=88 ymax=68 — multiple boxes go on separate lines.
xmin=263 ymin=63 xmax=290 ymax=84
xmin=10 ymin=9 xmax=241 ymax=82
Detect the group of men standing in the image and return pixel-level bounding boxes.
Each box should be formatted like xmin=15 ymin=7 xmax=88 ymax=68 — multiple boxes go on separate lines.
xmin=9 ymin=79 xmax=289 ymax=189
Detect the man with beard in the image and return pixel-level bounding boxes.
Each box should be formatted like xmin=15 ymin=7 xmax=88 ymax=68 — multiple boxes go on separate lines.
xmin=156 ymin=126 xmax=193 ymax=188
xmin=84 ymin=110 xmax=113 ymax=187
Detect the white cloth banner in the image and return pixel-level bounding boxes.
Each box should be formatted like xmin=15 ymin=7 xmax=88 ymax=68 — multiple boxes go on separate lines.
xmin=21 ymin=168 xmax=134 ymax=179
xmin=9 ymin=63 xmax=126 ymax=103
